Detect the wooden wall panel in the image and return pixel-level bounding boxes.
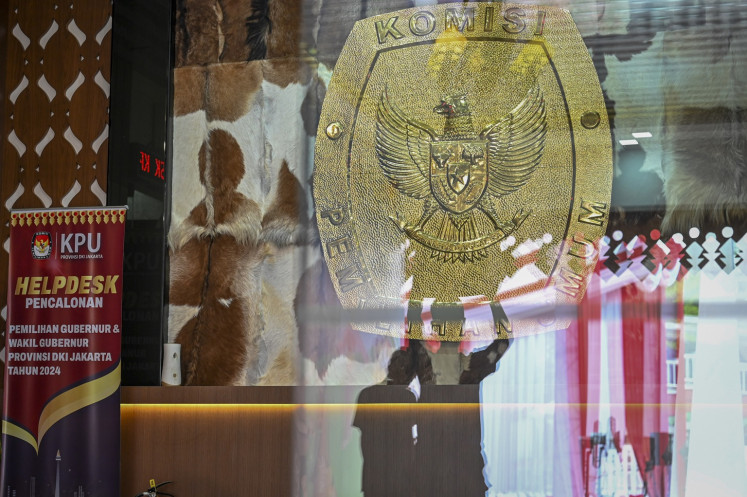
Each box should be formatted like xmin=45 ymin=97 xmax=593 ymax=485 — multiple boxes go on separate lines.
xmin=121 ymin=404 xmax=294 ymax=497
xmin=0 ymin=0 xmax=112 ymax=390
xmin=120 ymin=386 xmax=483 ymax=497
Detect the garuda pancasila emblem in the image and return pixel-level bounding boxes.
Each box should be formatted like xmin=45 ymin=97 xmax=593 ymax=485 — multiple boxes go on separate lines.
xmin=376 ymin=84 xmax=547 ymax=263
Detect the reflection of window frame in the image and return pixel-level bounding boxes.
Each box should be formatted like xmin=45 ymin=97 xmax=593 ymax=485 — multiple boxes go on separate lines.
xmin=672 ymin=354 xmax=747 ymax=394
xmin=684 ymin=353 xmax=695 ymax=390
xmin=666 ymin=359 xmax=678 ymax=394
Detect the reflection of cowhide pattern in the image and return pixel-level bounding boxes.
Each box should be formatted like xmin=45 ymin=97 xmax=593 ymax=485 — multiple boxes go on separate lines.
xmin=170 ymin=0 xmax=322 ymax=385
xmin=170 ymin=0 xmax=398 ymax=386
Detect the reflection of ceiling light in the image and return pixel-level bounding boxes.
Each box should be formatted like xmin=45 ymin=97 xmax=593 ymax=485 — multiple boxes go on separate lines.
xmin=632 ymin=132 xmax=652 ymax=138
xmin=619 ymin=139 xmax=638 ymax=146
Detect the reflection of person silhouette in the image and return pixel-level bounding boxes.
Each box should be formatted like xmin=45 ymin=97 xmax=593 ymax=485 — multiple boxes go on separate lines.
xmin=354 ymin=339 xmax=509 ymax=497
xmin=353 ymin=342 xmax=431 ymax=496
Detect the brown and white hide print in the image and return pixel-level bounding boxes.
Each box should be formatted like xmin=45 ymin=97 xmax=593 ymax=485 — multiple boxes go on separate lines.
xmin=169 ymin=66 xmax=316 ymax=385
xmin=170 ymin=0 xmax=316 ymax=386
xmin=170 ymin=0 xmax=396 ymax=386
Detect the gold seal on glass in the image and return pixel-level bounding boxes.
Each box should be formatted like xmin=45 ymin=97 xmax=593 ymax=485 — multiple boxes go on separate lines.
xmin=313 ymin=3 xmax=612 ymax=340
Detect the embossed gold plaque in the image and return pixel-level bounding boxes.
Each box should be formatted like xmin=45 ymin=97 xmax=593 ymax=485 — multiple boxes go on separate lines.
xmin=314 ymin=3 xmax=612 ymax=340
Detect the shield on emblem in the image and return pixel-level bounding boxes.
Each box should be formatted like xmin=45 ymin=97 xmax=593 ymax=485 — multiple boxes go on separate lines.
xmin=430 ymin=140 xmax=488 ymax=214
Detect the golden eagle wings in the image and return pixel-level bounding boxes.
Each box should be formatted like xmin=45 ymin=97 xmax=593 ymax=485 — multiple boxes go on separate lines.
xmin=375 ymin=84 xmax=547 ymax=205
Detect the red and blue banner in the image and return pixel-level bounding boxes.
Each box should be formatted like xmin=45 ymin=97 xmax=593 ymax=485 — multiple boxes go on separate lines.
xmin=2 ymin=207 xmax=126 ymax=497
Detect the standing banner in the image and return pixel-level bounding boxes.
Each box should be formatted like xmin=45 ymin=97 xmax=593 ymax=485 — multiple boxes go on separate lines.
xmin=1 ymin=207 xmax=127 ymax=497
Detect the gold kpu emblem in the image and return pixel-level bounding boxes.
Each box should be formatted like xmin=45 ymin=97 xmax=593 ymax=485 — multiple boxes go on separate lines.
xmin=314 ymin=3 xmax=612 ymax=340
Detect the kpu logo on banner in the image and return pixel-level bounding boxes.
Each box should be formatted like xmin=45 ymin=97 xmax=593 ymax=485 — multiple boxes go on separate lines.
xmin=60 ymin=232 xmax=103 ymax=260
xmin=31 ymin=232 xmax=52 ymax=259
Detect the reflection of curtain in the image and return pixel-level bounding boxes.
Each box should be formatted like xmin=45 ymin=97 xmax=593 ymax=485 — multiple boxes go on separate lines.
xmin=566 ymin=274 xmax=666 ymax=497
xmin=565 ymin=311 xmax=586 ymax=496
xmin=555 ymin=327 xmax=580 ymax=495
xmin=622 ymin=284 xmax=669 ymax=492
xmin=482 ymin=275 xmax=676 ymax=496
xmin=604 ymin=286 xmax=628 ymax=438
xmin=481 ymin=331 xmax=573 ymax=496
xmin=621 ymin=284 xmax=645 ymax=482
xmin=566 ymin=275 xmax=603 ymax=495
